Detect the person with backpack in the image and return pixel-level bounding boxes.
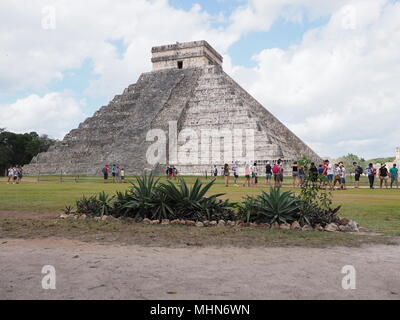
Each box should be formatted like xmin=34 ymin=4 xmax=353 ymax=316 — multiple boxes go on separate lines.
xmin=366 ymin=163 xmax=376 ymax=189
xmin=378 ymin=164 xmax=389 ymax=189
xmin=353 ymin=162 xmax=363 ymax=188
xmin=272 ymin=161 xmax=282 ymax=188
xmin=265 ymin=161 xmax=272 ymax=186
xmin=292 ymin=161 xmax=299 ymax=187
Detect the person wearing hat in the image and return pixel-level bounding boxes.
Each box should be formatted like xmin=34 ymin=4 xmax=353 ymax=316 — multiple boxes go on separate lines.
xmin=378 ymin=163 xmax=389 ymax=189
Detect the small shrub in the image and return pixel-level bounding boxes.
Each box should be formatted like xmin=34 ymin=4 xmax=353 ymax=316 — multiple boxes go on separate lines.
xmin=240 ymin=187 xmax=300 ymax=224
xmin=76 ymin=195 xmax=102 ymax=216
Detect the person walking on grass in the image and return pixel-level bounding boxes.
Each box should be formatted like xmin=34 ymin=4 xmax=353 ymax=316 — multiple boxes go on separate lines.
xmin=213 ymin=165 xmax=218 ymax=177
xmin=7 ymin=166 xmax=13 ymax=184
xmin=115 ymin=166 xmax=121 ymax=183
xmin=326 ymin=160 xmax=334 ymax=190
xmin=379 ymin=164 xmax=389 ymax=189
xmin=102 ymin=165 xmax=109 ymax=182
xmin=353 ymin=162 xmax=363 ymax=189
xmin=243 ymin=164 xmax=251 ymax=187
xmin=265 ymin=161 xmax=272 ymax=186
xmin=16 ymin=165 xmax=23 ymax=184
xmin=366 ymin=163 xmax=376 ymax=189
xmin=390 ymin=163 xmax=398 ymax=189
xmin=339 ymin=162 xmax=347 ymax=190
xmin=120 ymin=168 xmax=125 ymax=183
xmin=111 ymin=164 xmax=117 ymax=183
xmin=333 ymin=163 xmax=341 ymax=190
xmin=223 ymin=163 xmax=230 ymax=187
xmin=251 ymin=162 xmax=258 ymax=186
xmin=232 ymin=162 xmax=239 ymax=185
xmin=12 ymin=166 xmax=19 ymax=184
xmin=272 ymin=161 xmax=282 ymax=188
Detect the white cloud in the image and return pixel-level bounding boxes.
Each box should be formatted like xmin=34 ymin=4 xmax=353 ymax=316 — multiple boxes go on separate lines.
xmin=1 ymin=0 xmax=399 ymax=158
xmin=0 ymin=92 xmax=85 ymax=139
xmin=229 ymin=0 xmax=400 ymax=158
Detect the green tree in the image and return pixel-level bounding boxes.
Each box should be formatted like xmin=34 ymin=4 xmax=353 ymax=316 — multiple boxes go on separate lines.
xmin=0 ymin=130 xmax=56 ymax=176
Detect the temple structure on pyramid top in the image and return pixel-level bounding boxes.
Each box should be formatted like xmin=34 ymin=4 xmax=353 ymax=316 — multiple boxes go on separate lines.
xmin=24 ymin=40 xmax=321 ymax=176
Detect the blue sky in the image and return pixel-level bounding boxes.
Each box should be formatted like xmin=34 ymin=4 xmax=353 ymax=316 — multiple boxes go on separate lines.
xmin=1 ymin=0 xmax=399 ymax=159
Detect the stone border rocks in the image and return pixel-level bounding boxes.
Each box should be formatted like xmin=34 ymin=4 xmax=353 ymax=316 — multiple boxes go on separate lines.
xmin=58 ymin=214 xmax=360 ymax=233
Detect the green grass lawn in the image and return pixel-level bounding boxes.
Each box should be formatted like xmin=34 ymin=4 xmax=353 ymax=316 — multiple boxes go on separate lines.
xmin=1 ymin=175 xmax=399 ymax=237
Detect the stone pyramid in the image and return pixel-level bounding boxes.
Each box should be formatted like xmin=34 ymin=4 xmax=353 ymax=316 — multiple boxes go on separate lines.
xmin=25 ymin=41 xmax=321 ymax=176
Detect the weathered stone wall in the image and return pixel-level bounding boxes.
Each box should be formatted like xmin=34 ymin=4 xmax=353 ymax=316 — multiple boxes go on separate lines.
xmin=152 ymin=40 xmax=222 ymax=71
xmin=24 ymin=41 xmax=321 ymax=177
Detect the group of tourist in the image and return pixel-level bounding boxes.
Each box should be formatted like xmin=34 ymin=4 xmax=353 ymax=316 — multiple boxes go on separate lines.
xmin=6 ymin=165 xmax=23 ymax=184
xmin=102 ymin=165 xmax=125 ymax=183
xmin=215 ymin=159 xmax=399 ymax=190
xmin=166 ymin=166 xmax=179 ymax=180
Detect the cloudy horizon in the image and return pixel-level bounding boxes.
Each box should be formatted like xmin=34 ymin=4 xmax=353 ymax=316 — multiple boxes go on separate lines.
xmin=1 ymin=0 xmax=399 ymax=159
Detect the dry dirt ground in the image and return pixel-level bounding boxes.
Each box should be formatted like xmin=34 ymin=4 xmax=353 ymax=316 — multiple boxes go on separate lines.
xmin=1 ymin=238 xmax=399 ymax=300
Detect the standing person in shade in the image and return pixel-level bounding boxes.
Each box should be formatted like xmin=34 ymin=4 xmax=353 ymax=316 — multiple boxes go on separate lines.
xmin=232 ymin=162 xmax=239 ymax=185
xmin=213 ymin=165 xmax=218 ymax=177
xmin=17 ymin=165 xmax=23 ymax=184
xmin=378 ymin=164 xmax=389 ymax=189
xmin=353 ymin=162 xmax=363 ymax=189
xmin=102 ymin=165 xmax=109 ymax=182
xmin=243 ymin=164 xmax=251 ymax=187
xmin=309 ymin=162 xmax=319 ymax=184
xmin=7 ymin=166 xmax=13 ymax=184
xmin=339 ymin=162 xmax=347 ymax=190
xmin=298 ymin=164 xmax=305 ymax=187
xmin=390 ymin=163 xmax=399 ymax=189
xmin=265 ymin=161 xmax=272 ymax=186
xmin=292 ymin=161 xmax=299 ymax=187
xmin=120 ymin=168 xmax=125 ymax=183
xmin=223 ymin=163 xmax=230 ymax=187
xmin=13 ymin=166 xmax=18 ymax=184
xmin=366 ymin=163 xmax=376 ymax=189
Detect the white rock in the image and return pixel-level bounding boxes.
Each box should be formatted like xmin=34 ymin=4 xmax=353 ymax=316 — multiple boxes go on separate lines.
xmin=302 ymin=225 xmax=314 ymax=231
xmin=290 ymin=221 xmax=301 ymax=230
xmin=324 ymin=223 xmax=339 ymax=232
xmin=280 ymin=223 xmax=291 ymax=230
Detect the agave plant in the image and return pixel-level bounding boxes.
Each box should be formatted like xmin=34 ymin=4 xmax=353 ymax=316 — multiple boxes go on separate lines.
xmin=119 ymin=173 xmax=169 ymax=220
xmin=97 ymin=191 xmax=115 ymax=217
xmin=243 ymin=187 xmax=300 ymax=224
xmin=76 ymin=194 xmax=102 ymax=216
xmin=158 ymin=178 xmax=233 ymax=221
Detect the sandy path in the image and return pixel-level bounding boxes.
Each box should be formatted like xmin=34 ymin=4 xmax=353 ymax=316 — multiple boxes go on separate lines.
xmin=0 ymin=238 xmax=399 ymax=300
